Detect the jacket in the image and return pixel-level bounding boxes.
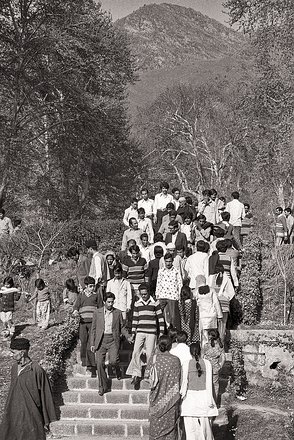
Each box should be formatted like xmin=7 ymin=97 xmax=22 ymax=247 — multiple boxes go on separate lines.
xmin=89 ymin=307 xmax=129 ymax=351
xmin=165 ymin=232 xmax=188 ymax=252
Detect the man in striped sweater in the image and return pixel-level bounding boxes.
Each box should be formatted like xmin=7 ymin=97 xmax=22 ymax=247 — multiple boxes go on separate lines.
xmin=126 ymin=283 xmax=165 ymax=389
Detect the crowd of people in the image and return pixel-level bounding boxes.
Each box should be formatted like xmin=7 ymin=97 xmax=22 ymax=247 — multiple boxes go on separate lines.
xmin=0 ymin=182 xmax=293 ymax=440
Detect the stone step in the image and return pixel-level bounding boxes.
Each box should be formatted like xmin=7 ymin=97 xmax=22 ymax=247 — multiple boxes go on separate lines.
xmin=51 ymin=419 xmax=148 ymax=438
xmin=60 ymin=403 xmax=149 ymax=420
xmin=68 ymin=376 xmax=150 ymax=391
xmin=63 ymin=389 xmax=149 ymax=405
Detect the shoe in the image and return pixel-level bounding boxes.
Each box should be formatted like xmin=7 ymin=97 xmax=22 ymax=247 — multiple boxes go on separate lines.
xmin=98 ymin=388 xmax=105 ymax=396
xmin=116 ymin=367 xmax=122 ymax=380
xmin=132 ymin=376 xmax=141 ymax=390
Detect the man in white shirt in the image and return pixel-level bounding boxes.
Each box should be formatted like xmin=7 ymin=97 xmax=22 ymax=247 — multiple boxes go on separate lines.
xmin=138 ymin=188 xmax=154 ymax=219
xmin=137 ymin=207 xmax=154 ymax=243
xmin=121 ymin=218 xmax=143 ymax=251
xmin=185 ymin=240 xmax=210 ymax=292
xmin=172 ymin=187 xmax=181 ymax=211
xmin=198 ymin=189 xmax=217 ymax=224
xmin=225 ymin=191 xmax=245 ymax=248
xmin=86 ymin=239 xmax=108 ymax=304
xmin=170 ymin=330 xmax=192 ymax=366
xmin=153 ymin=182 xmax=173 ymax=228
xmin=123 ymin=198 xmax=138 ymax=227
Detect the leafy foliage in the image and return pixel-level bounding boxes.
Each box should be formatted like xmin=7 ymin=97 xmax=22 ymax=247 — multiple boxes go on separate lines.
xmin=230 ymin=339 xmax=248 ymax=396
xmin=238 ymin=233 xmax=263 ymax=325
xmin=41 ymin=314 xmax=80 ymax=383
xmin=0 ymin=0 xmax=138 ymax=218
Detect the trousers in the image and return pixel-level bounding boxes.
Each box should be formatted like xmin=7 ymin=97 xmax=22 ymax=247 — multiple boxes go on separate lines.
xmin=96 ymin=334 xmax=120 ymax=392
xmin=79 ymin=322 xmax=96 ymax=367
xmin=126 ymin=332 xmax=157 ymax=378
xmin=183 ymin=416 xmax=214 ymax=440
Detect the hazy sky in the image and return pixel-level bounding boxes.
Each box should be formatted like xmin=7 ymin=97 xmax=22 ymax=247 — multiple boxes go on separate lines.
xmin=100 ymin=0 xmax=230 ymax=25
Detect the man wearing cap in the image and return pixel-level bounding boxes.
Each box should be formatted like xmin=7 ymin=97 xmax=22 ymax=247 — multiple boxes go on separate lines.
xmin=0 ymin=338 xmax=57 ymax=440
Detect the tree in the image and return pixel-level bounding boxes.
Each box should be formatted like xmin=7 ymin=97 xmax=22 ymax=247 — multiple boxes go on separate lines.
xmin=136 ymin=81 xmax=249 ymax=196
xmin=224 ymin=0 xmax=294 ymax=207
xmin=0 ymin=0 xmax=138 ymax=218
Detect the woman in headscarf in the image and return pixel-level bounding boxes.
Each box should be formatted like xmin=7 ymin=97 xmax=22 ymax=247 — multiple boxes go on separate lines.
xmin=148 ymin=335 xmax=181 ymax=440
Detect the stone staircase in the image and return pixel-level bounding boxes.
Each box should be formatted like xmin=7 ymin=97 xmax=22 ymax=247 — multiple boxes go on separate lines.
xmin=51 ymin=345 xmax=229 ymax=439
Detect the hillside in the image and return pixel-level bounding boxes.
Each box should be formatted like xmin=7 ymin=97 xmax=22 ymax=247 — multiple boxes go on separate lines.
xmin=115 ymin=2 xmax=244 ymax=71
xmin=127 ymin=55 xmax=251 ymax=118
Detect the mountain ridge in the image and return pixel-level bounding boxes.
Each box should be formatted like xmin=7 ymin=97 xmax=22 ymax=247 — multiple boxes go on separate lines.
xmin=115 ymin=2 xmax=244 ymax=71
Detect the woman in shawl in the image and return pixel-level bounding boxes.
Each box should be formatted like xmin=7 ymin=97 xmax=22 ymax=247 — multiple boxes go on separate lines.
xmin=178 ymin=285 xmax=200 ymax=345
xmin=181 ymin=342 xmax=218 ymax=440
xmin=148 ymin=335 xmax=181 ymax=440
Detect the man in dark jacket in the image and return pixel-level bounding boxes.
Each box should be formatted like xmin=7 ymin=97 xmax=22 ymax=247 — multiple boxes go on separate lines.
xmin=0 ymin=338 xmax=57 ymax=440
xmin=165 ymin=220 xmax=188 ymax=254
xmin=90 ymin=292 xmax=131 ymax=395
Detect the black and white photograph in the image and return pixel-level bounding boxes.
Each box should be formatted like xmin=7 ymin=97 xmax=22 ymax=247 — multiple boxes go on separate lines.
xmin=0 ymin=0 xmax=294 ymax=439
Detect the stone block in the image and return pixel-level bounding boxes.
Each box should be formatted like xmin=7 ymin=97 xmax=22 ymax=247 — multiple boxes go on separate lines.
xmin=50 ymin=421 xmax=75 ymax=436
xmin=68 ymin=377 xmax=87 ymax=389
xmin=130 ymin=392 xmax=149 ymax=405
xmin=93 ymin=422 xmax=126 ymax=436
xmin=80 ymin=391 xmax=105 ymax=404
xmin=105 ymin=392 xmax=130 ymax=404
xmin=121 ymin=407 xmax=149 ymax=420
xmin=76 ymin=423 xmax=93 ymax=435
xmin=63 ymin=391 xmax=79 ymax=404
xmin=60 ymin=405 xmax=89 ymax=419
xmin=90 ymin=407 xmax=119 ymax=419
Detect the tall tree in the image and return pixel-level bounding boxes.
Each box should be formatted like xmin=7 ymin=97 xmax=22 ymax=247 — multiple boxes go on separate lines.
xmin=136 ymin=81 xmax=249 ymax=196
xmin=224 ymin=0 xmax=294 ymax=207
xmin=0 ymin=0 xmax=138 ymax=218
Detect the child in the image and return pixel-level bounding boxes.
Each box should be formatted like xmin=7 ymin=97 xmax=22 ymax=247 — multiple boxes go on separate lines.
xmin=195 ymin=275 xmax=223 ymax=346
xmin=203 ymin=329 xmax=225 ymax=402
xmin=73 ymin=276 xmax=101 ymax=375
xmin=178 ymin=285 xmax=199 ymax=345
xmin=0 ymin=276 xmax=21 ymax=338
xmin=30 ymin=279 xmax=51 ymax=330
xmin=180 ymin=214 xmax=194 ymax=254
xmin=63 ymin=278 xmax=79 ymax=311
xmin=106 ymin=263 xmax=132 ymax=320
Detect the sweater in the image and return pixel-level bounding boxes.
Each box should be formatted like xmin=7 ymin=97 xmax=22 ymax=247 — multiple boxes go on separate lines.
xmin=73 ymin=292 xmax=99 ymax=323
xmin=132 ymin=297 xmax=165 ymax=335
xmin=122 ymin=256 xmax=148 ymax=286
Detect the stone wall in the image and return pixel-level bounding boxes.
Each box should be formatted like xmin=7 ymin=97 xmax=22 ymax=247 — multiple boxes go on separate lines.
xmin=230 ymin=329 xmax=294 ymax=382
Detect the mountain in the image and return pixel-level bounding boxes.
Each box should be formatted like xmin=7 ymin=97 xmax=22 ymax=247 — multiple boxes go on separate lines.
xmin=115 ymin=3 xmax=244 ymax=71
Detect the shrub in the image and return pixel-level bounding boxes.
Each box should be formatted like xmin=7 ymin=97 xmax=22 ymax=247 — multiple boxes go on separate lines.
xmin=230 ymin=339 xmax=248 ymax=396
xmin=41 ymin=313 xmax=80 ymax=384
xmin=238 ymin=233 xmax=263 ymax=325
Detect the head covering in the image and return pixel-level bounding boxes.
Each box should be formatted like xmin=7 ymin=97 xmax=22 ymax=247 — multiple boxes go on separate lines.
xmin=166 ymin=243 xmax=176 ymax=250
xmin=198 ymin=285 xmax=210 ymax=295
xmin=179 ymin=197 xmax=186 ymax=203
xmin=85 ymin=239 xmax=97 ymax=249
xmin=10 ymin=338 xmax=30 ymax=351
xmin=105 ymin=250 xmax=116 ymax=259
